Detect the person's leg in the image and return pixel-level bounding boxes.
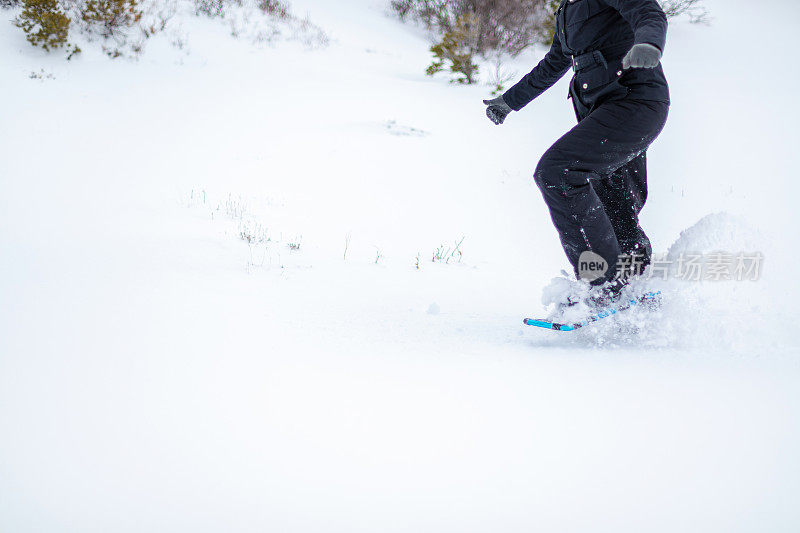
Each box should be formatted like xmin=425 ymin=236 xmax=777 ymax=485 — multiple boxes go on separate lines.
xmin=591 ymin=151 xmax=652 ymax=274
xmin=534 ymin=99 xmax=668 ymax=284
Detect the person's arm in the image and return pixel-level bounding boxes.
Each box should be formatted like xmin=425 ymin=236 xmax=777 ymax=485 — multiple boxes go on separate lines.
xmin=502 ymin=33 xmax=571 ymax=112
xmin=602 ymin=0 xmax=668 ymax=52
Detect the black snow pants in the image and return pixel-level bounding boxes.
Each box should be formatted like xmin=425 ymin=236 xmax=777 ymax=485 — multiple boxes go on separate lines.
xmin=534 ymin=97 xmax=669 ymax=285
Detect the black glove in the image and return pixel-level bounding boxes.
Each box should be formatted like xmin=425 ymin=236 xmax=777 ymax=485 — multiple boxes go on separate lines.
xmin=622 ymin=43 xmax=662 ymax=69
xmin=483 ymin=96 xmax=512 ymax=125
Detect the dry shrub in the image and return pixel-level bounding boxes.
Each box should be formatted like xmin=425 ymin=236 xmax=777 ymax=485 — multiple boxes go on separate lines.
xmin=426 ymin=12 xmax=479 ymax=84
xmin=81 ymin=0 xmax=142 ymax=38
xmin=15 ymin=0 xmax=81 ymax=57
xmin=661 ymin=0 xmax=709 ymax=24
xmin=393 ymin=0 xmax=708 ymax=58
xmin=392 ymin=0 xmax=557 ymax=57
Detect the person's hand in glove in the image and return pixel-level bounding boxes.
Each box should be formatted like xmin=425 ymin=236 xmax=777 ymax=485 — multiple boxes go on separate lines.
xmin=483 ymin=96 xmax=512 ymax=125
xmin=622 ymin=43 xmax=662 ymax=69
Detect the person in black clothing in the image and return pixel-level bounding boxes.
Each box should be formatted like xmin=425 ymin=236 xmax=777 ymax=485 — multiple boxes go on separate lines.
xmin=484 ymin=0 xmax=670 ymax=299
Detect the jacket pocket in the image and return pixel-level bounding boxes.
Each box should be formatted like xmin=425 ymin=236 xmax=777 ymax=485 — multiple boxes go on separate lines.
xmin=575 ymin=60 xmax=629 ymax=107
xmin=576 ymin=65 xmax=610 ymax=92
xmin=565 ymin=0 xmax=589 ymax=27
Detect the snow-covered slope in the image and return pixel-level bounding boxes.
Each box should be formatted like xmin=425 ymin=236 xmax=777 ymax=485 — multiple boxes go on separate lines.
xmin=1 ymin=0 xmax=799 ymax=531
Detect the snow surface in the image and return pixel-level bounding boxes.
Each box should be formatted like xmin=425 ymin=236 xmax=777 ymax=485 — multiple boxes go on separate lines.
xmin=1 ymin=0 xmax=800 ymax=531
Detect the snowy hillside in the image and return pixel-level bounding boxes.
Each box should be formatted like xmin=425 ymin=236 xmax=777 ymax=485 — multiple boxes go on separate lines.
xmin=1 ymin=0 xmax=799 ymax=531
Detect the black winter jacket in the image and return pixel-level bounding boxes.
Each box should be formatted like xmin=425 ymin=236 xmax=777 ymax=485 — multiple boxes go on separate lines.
xmin=503 ymin=0 xmax=670 ymax=112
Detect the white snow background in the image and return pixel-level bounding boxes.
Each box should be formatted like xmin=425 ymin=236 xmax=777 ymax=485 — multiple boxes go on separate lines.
xmin=1 ymin=0 xmax=799 ymax=531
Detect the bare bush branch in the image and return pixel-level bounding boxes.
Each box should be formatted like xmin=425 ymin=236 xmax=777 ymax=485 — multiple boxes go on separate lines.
xmin=392 ymin=0 xmax=709 ymax=57
xmin=660 ymin=0 xmax=710 ymax=24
